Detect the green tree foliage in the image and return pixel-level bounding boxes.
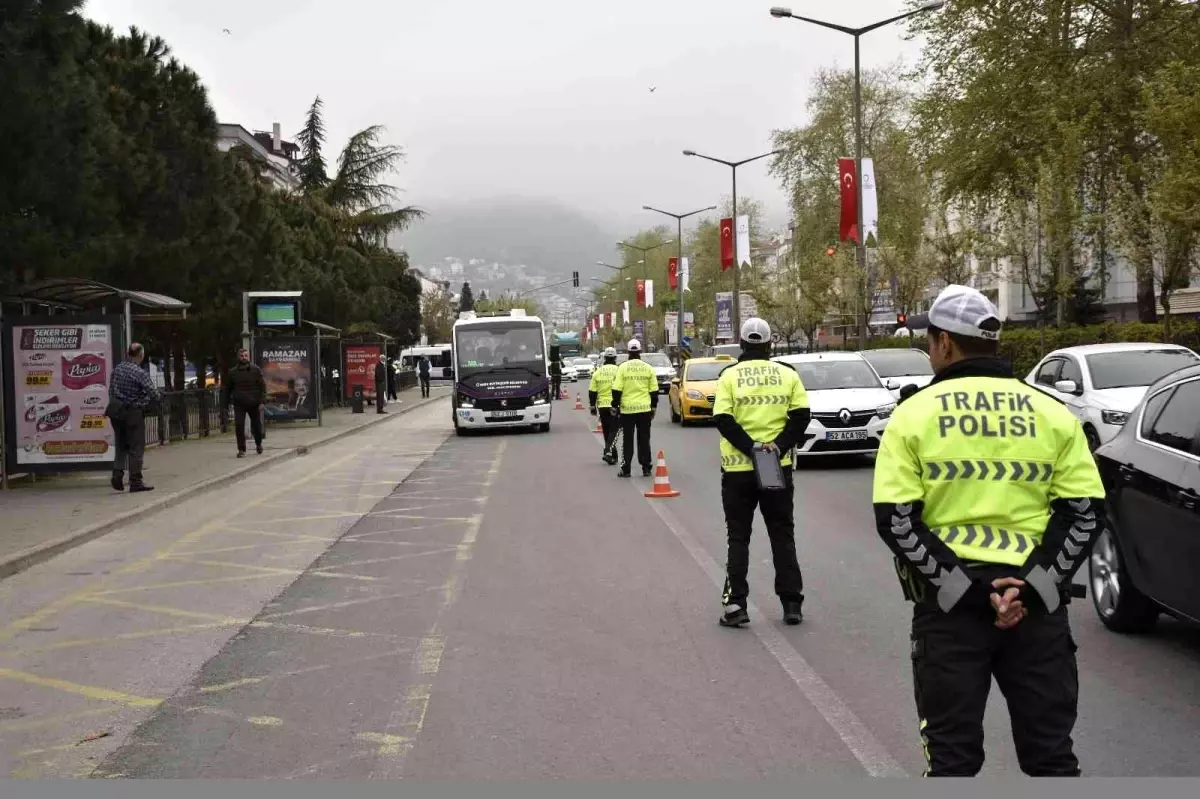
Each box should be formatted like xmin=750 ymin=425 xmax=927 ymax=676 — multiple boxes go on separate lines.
xmin=1 ymin=3 xmax=426 ymax=379
xmin=458 ymin=282 xmax=475 ymax=313
xmin=908 ymin=0 xmax=1200 ymax=325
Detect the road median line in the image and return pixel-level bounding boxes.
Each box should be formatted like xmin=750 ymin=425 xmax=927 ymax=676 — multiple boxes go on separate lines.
xmin=0 ymin=391 xmax=447 ymax=582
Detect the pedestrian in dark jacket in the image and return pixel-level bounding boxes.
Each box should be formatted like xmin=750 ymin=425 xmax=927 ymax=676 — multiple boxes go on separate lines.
xmin=386 ymin=357 xmax=398 ymax=401
xmin=221 ymin=347 xmax=267 ymax=458
xmin=107 ymin=342 xmax=160 ymax=492
xmin=418 ymin=356 xmax=432 ymax=398
xmin=374 ymin=355 xmax=389 ymax=413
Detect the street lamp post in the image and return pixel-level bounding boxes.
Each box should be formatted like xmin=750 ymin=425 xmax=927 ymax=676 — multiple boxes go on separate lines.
xmin=643 ymin=204 xmax=716 ymax=360
xmin=681 ymin=149 xmax=782 ymax=337
xmin=770 ymin=1 xmax=946 ymax=347
xmin=616 ymin=240 xmax=672 ymax=335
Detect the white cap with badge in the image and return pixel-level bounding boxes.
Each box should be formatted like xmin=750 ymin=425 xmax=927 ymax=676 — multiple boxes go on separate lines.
xmin=907 ymin=284 xmax=1002 ymax=341
xmin=627 ymin=339 xmax=642 ymax=352
xmin=740 ymin=317 xmax=772 ymax=344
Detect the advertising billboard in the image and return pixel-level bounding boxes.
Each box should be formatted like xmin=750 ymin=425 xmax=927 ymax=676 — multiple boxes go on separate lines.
xmin=254 ymin=336 xmax=319 ymax=420
xmin=343 ymin=344 xmax=382 ymax=400
xmin=2 ymin=315 xmax=121 ymax=474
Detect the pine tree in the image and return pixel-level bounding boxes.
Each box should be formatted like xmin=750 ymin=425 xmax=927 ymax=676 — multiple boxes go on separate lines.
xmin=459 ymin=281 xmax=475 ymax=312
xmin=296 ymin=96 xmax=329 ymax=193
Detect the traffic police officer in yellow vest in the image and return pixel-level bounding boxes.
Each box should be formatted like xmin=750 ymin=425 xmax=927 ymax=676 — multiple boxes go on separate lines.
xmin=712 ymin=318 xmax=811 ymax=628
xmin=872 ymin=284 xmax=1106 ymax=777
xmin=589 ymin=347 xmax=621 ymax=465
xmin=610 ymin=339 xmax=658 ymax=477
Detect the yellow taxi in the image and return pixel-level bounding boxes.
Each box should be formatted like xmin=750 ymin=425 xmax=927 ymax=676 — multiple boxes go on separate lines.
xmin=667 ymin=355 xmax=736 ymax=426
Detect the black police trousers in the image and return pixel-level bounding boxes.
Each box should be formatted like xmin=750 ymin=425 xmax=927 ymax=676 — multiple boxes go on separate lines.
xmin=598 ymin=407 xmax=619 ymax=459
xmin=620 ymin=411 xmax=653 ymax=474
xmin=910 ymin=600 xmax=1081 ymax=777
xmin=720 ymin=470 xmax=804 ymax=608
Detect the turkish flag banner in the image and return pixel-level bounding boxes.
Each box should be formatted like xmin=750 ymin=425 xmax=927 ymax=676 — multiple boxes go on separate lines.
xmin=720 ymin=218 xmax=734 ymax=271
xmin=608 ymin=312 xmax=617 ymax=327
xmin=668 ymin=258 xmax=679 ymax=289
xmin=838 ymin=157 xmax=858 ymax=243
xmin=635 ymin=279 xmax=646 ymax=307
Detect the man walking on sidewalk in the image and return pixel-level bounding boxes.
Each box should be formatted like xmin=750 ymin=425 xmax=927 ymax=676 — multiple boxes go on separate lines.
xmin=106 ymin=342 xmax=159 ymax=493
xmin=386 ymin=357 xmax=399 ymax=401
xmin=418 ymin=355 xmax=432 ymax=398
xmin=374 ymin=354 xmax=389 ymax=413
xmin=221 ymin=347 xmax=267 ymax=458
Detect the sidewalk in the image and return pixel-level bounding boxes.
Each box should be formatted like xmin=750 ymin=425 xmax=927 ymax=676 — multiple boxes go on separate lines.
xmin=0 ymin=386 xmax=448 ymax=579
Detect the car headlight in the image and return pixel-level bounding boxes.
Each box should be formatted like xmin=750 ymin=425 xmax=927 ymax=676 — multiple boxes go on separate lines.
xmin=686 ymin=389 xmax=704 ymax=400
xmin=1101 ymin=410 xmax=1129 ymax=426
xmin=876 ymin=403 xmax=896 ymax=419
xmin=457 ymin=393 xmax=474 ymax=408
xmin=532 ymin=390 xmax=549 ymax=405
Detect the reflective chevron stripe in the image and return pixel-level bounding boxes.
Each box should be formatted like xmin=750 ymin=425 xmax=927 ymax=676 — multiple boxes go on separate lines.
xmin=925 ymin=460 xmax=1053 ymax=483
xmin=889 ymin=503 xmax=971 ymax=612
xmin=934 ymin=525 xmax=1037 ymax=556
xmin=733 ymin=394 xmax=790 ymax=407
xmin=1048 ymin=498 xmax=1098 ymax=585
xmin=721 ymin=453 xmax=751 ymax=468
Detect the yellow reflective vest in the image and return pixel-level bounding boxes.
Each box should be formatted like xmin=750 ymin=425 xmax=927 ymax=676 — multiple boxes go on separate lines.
xmin=612 ymin=358 xmax=658 ymax=414
xmin=873 ymin=375 xmax=1104 ymax=567
xmin=712 ymin=359 xmax=809 ymax=473
xmin=589 ymin=363 xmax=618 ymax=409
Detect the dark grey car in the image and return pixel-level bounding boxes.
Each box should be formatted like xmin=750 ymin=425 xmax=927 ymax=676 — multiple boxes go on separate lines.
xmin=1090 ymin=364 xmax=1200 ymax=632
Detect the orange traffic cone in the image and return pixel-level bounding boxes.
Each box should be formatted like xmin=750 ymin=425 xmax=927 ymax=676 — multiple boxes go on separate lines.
xmin=575 ymin=394 xmax=585 ymax=410
xmin=593 ymin=416 xmax=603 ymax=433
xmin=644 ymin=450 xmax=680 ymax=498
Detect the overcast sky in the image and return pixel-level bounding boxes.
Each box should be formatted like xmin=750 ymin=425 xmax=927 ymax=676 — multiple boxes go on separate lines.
xmin=83 ymin=0 xmax=929 ymax=234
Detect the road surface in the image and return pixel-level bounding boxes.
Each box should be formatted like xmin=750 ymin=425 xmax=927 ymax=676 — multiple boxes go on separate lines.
xmin=1 ymin=399 xmax=1199 ymax=778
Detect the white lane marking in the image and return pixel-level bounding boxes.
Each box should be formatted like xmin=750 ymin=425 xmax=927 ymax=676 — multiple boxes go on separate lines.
xmin=589 ymin=420 xmax=908 ymax=777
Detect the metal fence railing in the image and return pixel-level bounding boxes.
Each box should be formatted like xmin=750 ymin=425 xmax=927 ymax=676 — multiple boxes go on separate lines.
xmin=143 ymin=388 xmax=227 ymax=448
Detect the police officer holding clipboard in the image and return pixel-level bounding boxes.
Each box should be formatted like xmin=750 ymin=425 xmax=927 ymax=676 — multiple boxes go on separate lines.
xmin=711 ymin=318 xmax=811 ymax=628
xmin=872 ymin=284 xmax=1105 ymax=777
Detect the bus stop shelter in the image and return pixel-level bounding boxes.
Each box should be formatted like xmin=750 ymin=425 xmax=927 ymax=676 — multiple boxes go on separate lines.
xmin=1 ymin=278 xmax=191 ymax=489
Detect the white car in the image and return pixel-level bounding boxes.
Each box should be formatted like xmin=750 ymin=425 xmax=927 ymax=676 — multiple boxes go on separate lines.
xmin=1025 ymin=342 xmax=1200 ymax=450
xmin=560 ymin=362 xmax=579 ymax=382
xmin=860 ymin=348 xmax=935 ymax=400
xmin=772 ymin=352 xmax=896 ymax=462
xmin=616 ymin=351 xmax=678 ymax=393
xmin=568 ymin=357 xmax=595 ymax=379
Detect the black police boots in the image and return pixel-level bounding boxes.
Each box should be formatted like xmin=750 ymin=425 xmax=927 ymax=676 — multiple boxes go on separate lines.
xmin=719 ymin=604 xmax=750 ymax=628
xmin=783 ymin=599 xmax=804 ymax=626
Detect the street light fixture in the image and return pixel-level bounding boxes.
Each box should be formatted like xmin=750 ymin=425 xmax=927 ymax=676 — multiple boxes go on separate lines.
xmin=681 ymin=149 xmax=782 ymax=336
xmin=643 ymin=204 xmax=716 ymax=358
xmin=770 ymin=1 xmax=947 ymax=346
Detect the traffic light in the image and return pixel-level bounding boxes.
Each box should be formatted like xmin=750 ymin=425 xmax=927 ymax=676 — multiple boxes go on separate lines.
xmin=572 ymin=271 xmax=579 ymax=287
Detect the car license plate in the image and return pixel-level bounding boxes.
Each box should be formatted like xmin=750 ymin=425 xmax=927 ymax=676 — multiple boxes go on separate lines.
xmin=826 ymin=430 xmax=867 ymax=441
xmin=491 ymin=410 xmax=519 ymax=419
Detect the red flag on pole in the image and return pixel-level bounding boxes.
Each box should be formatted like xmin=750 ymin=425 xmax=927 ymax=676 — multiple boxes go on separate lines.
xmin=636 ymin=279 xmax=646 ymax=307
xmin=719 ymin=218 xmax=734 ymax=271
xmin=838 ymin=158 xmax=859 ymax=244
xmin=667 ymin=257 xmax=679 ymax=290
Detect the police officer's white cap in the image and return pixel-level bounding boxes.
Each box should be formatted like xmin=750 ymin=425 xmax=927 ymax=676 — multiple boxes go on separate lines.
xmin=740 ymin=317 xmax=771 ymax=344
xmin=627 ymin=339 xmax=642 ymax=352
xmin=908 ymin=284 xmax=1002 ymax=341
xmin=603 ymin=347 xmax=617 ymax=357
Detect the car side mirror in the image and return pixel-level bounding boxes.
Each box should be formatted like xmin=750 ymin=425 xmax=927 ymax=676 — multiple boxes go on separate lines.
xmin=1055 ymin=379 xmax=1080 ymax=395
xmin=885 ymin=379 xmax=900 ymax=391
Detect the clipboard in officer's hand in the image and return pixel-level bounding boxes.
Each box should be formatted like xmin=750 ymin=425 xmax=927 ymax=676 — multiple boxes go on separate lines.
xmin=751 ymin=445 xmax=787 ymax=491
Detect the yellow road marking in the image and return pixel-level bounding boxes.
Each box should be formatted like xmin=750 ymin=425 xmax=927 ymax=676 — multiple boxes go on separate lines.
xmin=81 ymin=596 xmax=246 ymax=623
xmin=0 ymin=668 xmax=161 ymax=708
xmin=328 ymin=548 xmax=458 ymax=569
xmin=248 ymin=621 xmax=398 ymax=640
xmin=247 ymin=716 xmax=283 ymax=727
xmin=418 ymin=636 xmax=445 ymax=676
xmin=193 ymin=647 xmax=412 ymax=696
xmin=8 ymin=622 xmax=241 ymax=655
xmin=356 ymin=732 xmax=411 ymax=756
xmin=0 ymin=446 xmax=369 ymax=644
xmin=258 ymin=588 xmax=438 ymax=620
xmin=0 ymin=707 xmax=121 ymax=734
xmin=157 ymin=556 xmax=379 ymax=582
xmin=88 ymin=573 xmax=287 ymax=596
xmin=367 ymin=514 xmax=477 ymax=522
xmin=216 ymin=526 xmax=339 ymax=543
xmin=198 ymin=676 xmax=265 ymax=694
